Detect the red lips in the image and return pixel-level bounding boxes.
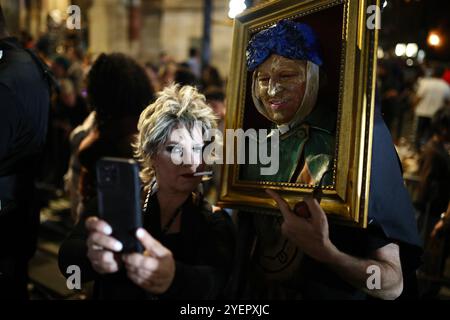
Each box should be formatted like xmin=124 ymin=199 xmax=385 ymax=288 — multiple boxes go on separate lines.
xmin=269 ymin=100 xmax=286 ymax=110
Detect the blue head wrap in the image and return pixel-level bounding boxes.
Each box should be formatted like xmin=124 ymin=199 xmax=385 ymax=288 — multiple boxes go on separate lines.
xmin=246 ymin=19 xmax=323 ymax=71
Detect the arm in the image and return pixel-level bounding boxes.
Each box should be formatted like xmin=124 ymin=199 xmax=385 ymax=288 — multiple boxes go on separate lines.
xmin=326 ymin=243 xmax=403 ymax=300
xmin=123 ymin=211 xmax=235 ymax=299
xmin=431 ymin=201 xmax=450 ymax=239
xmin=266 ymin=189 xmax=403 ymax=300
xmin=58 ymin=213 xmax=124 ymax=283
xmin=0 ymin=84 xmax=19 ymax=160
xmin=411 ymin=79 xmax=424 ymax=110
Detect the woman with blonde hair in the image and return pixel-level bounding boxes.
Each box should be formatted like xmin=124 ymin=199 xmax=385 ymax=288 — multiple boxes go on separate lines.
xmin=59 ymin=84 xmax=234 ymax=299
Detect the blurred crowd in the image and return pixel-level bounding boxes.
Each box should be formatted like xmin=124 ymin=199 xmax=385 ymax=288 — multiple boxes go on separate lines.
xmin=11 ymin=24 xmax=450 ymax=299
xmin=378 ymin=58 xmax=450 ymax=296
xmin=16 ymin=30 xmax=227 ymax=224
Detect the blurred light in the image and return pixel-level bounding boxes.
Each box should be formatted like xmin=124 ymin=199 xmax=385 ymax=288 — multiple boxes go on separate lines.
xmin=56 ymin=45 xmax=64 ymax=55
xmin=228 ymin=0 xmax=247 ymax=19
xmin=377 ymin=47 xmax=385 ymax=59
xmin=417 ymin=50 xmax=426 ymax=63
xmin=406 ymin=59 xmax=414 ymax=67
xmin=405 ymin=43 xmax=418 ymax=57
xmin=50 ymin=9 xmax=62 ymax=24
xmin=382 ymin=0 xmax=388 ymax=9
xmin=428 ymin=32 xmax=441 ymax=47
xmin=395 ymin=43 xmax=406 ymax=57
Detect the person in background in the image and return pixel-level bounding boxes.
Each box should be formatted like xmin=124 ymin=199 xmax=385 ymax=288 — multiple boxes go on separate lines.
xmin=64 ymin=111 xmax=96 ymax=222
xmin=67 ymin=46 xmax=86 ymax=95
xmin=145 ymin=62 xmax=161 ymax=92
xmin=34 ymin=35 xmax=52 ymax=67
xmin=76 ymin=53 xmax=154 ymax=218
xmin=377 ymin=60 xmax=404 ymax=141
xmin=420 ymin=201 xmax=450 ymax=299
xmin=158 ymin=61 xmax=177 ymax=89
xmin=51 ymin=55 xmax=71 ymax=80
xmin=442 ymin=69 xmax=450 ymax=87
xmin=0 ymin=5 xmax=51 ymax=299
xmin=175 ymin=63 xmax=199 ymax=87
xmin=203 ymin=87 xmax=226 ymax=204
xmin=416 ymin=106 xmax=450 ymax=243
xmin=413 ymin=67 xmax=450 ymax=151
xmin=205 ymin=87 xmax=226 ymax=131
xmin=47 ymin=79 xmax=89 ymax=189
xmin=202 ymin=64 xmax=224 ymax=91
xmin=186 ymin=47 xmax=201 ymax=79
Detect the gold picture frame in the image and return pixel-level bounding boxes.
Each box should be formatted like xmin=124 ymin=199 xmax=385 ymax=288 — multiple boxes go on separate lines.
xmin=217 ymin=0 xmax=379 ymax=228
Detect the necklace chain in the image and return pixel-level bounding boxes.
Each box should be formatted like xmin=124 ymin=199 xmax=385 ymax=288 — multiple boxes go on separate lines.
xmin=143 ymin=186 xmax=182 ymax=235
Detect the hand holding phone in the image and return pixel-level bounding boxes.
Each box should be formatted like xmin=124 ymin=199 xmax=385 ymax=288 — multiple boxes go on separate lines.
xmin=96 ymin=157 xmax=143 ymax=253
xmin=85 ymin=216 xmax=122 ymax=274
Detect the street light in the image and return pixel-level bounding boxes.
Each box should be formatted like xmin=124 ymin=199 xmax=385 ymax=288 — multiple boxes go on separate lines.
xmin=377 ymin=47 xmax=385 ymax=59
xmin=427 ymin=32 xmax=441 ymax=47
xmin=395 ymin=43 xmax=406 ymax=57
xmin=228 ymin=0 xmax=247 ymax=19
xmin=405 ymin=43 xmax=418 ymax=57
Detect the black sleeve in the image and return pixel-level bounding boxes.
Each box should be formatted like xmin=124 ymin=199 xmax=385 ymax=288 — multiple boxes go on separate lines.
xmin=0 ymin=84 xmax=19 ymax=160
xmin=160 ymin=210 xmax=235 ymax=300
xmin=330 ymin=223 xmax=392 ymax=258
xmin=364 ymin=223 xmax=394 ymax=253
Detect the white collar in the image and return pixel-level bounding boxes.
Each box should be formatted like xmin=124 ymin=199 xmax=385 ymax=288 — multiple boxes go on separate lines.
xmin=277 ymin=123 xmax=290 ymax=135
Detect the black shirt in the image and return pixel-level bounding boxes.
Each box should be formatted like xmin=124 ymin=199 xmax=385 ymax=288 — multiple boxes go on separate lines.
xmin=58 ymin=193 xmax=235 ymax=299
xmin=229 ymin=107 xmax=422 ymax=300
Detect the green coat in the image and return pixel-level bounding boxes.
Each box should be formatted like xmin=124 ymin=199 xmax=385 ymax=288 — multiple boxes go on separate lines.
xmin=240 ymin=103 xmax=336 ymax=186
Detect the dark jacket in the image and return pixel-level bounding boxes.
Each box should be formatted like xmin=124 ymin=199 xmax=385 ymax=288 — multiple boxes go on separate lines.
xmin=58 ymin=193 xmax=235 ymax=299
xmin=0 ymin=37 xmax=50 ymax=259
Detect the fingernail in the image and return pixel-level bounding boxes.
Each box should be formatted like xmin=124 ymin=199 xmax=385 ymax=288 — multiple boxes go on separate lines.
xmin=114 ymin=241 xmax=123 ymax=251
xmin=104 ymin=225 xmax=112 ymax=235
xmin=136 ymin=228 xmax=145 ymax=238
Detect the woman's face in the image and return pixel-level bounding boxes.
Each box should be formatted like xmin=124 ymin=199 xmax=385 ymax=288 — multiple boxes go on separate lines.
xmin=255 ymin=54 xmax=307 ymax=125
xmin=152 ymin=124 xmax=205 ymax=194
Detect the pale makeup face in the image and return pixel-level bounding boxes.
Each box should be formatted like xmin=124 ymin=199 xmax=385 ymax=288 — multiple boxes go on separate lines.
xmin=152 ymin=124 xmax=205 ymax=194
xmin=255 ymin=54 xmax=307 ymax=125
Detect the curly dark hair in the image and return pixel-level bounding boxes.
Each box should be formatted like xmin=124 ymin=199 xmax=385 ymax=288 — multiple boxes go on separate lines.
xmin=87 ymin=53 xmax=154 ymax=124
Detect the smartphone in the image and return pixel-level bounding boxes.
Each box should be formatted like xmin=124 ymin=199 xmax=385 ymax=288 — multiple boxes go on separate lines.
xmin=96 ymin=157 xmax=143 ymax=253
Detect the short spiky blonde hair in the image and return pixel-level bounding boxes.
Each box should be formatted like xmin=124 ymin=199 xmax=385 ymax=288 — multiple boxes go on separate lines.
xmin=134 ymin=84 xmax=218 ymax=187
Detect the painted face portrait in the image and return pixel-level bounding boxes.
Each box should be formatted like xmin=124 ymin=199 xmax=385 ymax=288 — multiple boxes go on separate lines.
xmin=254 ymin=54 xmax=307 ymax=125
xmin=242 ymin=19 xmax=334 ymax=186
xmin=246 ymin=20 xmax=323 ymax=128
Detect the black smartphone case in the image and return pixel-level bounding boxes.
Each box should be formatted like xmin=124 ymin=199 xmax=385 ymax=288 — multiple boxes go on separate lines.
xmin=96 ymin=157 xmax=143 ymax=253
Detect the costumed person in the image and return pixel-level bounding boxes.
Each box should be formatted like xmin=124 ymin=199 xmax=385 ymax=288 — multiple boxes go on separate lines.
xmin=227 ymin=19 xmax=422 ymax=300
xmin=241 ymin=20 xmax=335 ymax=185
xmin=58 ymin=85 xmax=235 ymax=299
